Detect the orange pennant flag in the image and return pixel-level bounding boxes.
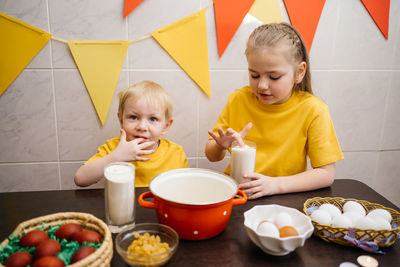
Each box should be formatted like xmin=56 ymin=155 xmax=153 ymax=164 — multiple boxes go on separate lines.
xmin=361 ymin=0 xmax=390 ymax=39
xmin=283 ymin=0 xmax=326 ymax=52
xmin=123 ymin=0 xmax=144 ymax=18
xmin=214 ymin=0 xmax=255 ymax=57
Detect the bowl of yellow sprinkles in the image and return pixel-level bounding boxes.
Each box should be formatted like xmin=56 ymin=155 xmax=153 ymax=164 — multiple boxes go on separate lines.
xmin=115 ymin=223 xmax=179 ymax=267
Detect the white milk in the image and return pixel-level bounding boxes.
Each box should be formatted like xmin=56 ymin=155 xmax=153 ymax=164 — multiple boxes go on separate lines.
xmin=104 ymin=162 xmax=135 ymax=233
xmin=230 ymin=140 xmax=256 ymax=184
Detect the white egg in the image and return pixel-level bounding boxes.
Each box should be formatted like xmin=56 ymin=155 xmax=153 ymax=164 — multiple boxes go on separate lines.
xmin=373 ymin=217 xmax=392 ymax=230
xmin=311 ymin=209 xmax=332 ymax=226
xmin=257 ymin=220 xmax=280 ymax=238
xmin=343 ymin=201 xmax=366 ymax=216
xmin=355 ymin=217 xmax=377 ymax=230
xmin=342 ymin=211 xmax=364 ymax=227
xmin=319 ymin=203 xmax=342 ymax=218
xmin=331 ymin=214 xmax=352 ymax=228
xmin=274 ymin=212 xmax=293 ymax=228
xmin=366 ymin=209 xmax=392 ymax=223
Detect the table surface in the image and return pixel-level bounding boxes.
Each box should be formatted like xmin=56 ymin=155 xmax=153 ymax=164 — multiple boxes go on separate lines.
xmin=0 ymin=179 xmax=399 ymax=267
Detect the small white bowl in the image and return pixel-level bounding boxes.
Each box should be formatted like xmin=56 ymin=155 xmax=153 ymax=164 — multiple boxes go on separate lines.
xmin=244 ymin=205 xmax=314 ymax=256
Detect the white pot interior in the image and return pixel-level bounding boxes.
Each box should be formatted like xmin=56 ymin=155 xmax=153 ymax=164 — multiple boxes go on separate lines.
xmin=150 ymin=168 xmax=238 ymax=205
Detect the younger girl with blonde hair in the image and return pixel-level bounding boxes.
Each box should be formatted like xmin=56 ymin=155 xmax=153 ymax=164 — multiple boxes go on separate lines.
xmin=206 ymin=23 xmax=343 ymax=199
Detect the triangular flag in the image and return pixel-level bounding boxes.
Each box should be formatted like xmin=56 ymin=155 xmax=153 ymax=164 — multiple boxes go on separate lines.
xmin=361 ymin=0 xmax=390 ymax=39
xmin=248 ymin=0 xmax=284 ymax=24
xmin=283 ymin=0 xmax=326 ymax=52
xmin=68 ymin=41 xmax=129 ymax=125
xmin=214 ymin=0 xmax=256 ymax=57
xmin=0 ymin=12 xmax=51 ymax=96
xmin=123 ymin=0 xmax=144 ymax=18
xmin=151 ymin=9 xmax=211 ymax=97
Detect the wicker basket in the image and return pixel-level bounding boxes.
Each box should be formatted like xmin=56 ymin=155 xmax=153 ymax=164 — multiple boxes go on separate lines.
xmin=303 ymin=197 xmax=400 ymax=247
xmin=0 ymin=212 xmax=113 ymax=266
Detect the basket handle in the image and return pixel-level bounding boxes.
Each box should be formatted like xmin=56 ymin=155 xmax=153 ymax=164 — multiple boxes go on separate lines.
xmin=232 ymin=190 xmax=247 ymax=206
xmin=138 ymin=191 xmax=158 ymax=209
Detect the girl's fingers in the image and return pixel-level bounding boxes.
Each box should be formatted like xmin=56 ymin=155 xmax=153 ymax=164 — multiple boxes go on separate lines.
xmin=240 ymin=122 xmax=252 ymax=138
xmin=135 ymin=156 xmax=151 ymax=161
xmin=120 ymin=129 xmax=127 ymax=142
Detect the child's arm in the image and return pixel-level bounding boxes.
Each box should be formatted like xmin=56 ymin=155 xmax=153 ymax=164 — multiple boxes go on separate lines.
xmin=238 ymin=163 xmax=336 ymax=199
xmin=74 ymin=129 xmax=155 ymax=187
xmin=205 ymin=123 xmax=252 ymax=162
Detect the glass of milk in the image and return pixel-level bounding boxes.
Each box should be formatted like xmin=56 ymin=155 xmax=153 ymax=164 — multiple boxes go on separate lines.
xmin=230 ymin=140 xmax=256 ymax=184
xmin=104 ymin=162 xmax=135 ymax=233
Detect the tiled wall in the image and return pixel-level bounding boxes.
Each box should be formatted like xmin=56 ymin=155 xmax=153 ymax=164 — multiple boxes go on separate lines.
xmin=0 ymin=0 xmax=399 ymax=207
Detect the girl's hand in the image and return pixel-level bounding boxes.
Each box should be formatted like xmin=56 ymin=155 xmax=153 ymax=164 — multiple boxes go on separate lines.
xmin=238 ymin=172 xmax=278 ymax=200
xmin=111 ymin=129 xmax=156 ymax=162
xmin=208 ymin=122 xmax=252 ymax=149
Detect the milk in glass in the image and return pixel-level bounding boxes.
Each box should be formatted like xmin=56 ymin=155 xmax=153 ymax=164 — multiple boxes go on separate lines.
xmin=230 ymin=140 xmax=256 ymax=183
xmin=104 ymin=162 xmax=135 ymax=233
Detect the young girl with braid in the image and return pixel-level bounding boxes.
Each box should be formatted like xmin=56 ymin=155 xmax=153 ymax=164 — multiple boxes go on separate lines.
xmin=206 ymin=23 xmax=343 ymax=199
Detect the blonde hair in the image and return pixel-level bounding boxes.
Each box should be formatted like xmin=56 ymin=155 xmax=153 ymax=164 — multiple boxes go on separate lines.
xmin=245 ymin=23 xmax=312 ymax=94
xmin=118 ymin=80 xmax=173 ymax=121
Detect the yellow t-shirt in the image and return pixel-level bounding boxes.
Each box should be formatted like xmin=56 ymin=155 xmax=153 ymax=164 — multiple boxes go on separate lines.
xmin=212 ymin=86 xmax=343 ymax=177
xmin=85 ymin=137 xmax=188 ymax=186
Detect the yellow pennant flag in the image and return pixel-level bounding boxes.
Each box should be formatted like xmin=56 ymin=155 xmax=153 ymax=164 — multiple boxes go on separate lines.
xmin=248 ymin=0 xmax=284 ymax=24
xmin=68 ymin=41 xmax=129 ymax=125
xmin=151 ymin=9 xmax=211 ymax=97
xmin=0 ymin=12 xmax=51 ymax=96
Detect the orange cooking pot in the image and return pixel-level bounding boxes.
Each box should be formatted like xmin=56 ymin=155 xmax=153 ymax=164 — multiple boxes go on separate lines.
xmin=138 ymin=168 xmax=247 ymax=240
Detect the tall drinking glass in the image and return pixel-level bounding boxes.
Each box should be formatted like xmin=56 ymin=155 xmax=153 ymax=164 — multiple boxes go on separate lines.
xmin=104 ymin=162 xmax=135 ymax=233
xmin=230 ymin=140 xmax=256 ymax=184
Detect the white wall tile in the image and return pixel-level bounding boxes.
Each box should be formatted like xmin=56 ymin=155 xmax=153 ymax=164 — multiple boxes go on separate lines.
xmin=0 ymin=70 xmax=58 ymax=162
xmin=333 ymin=0 xmax=398 ymax=69
xmin=329 ymin=71 xmax=390 ymax=151
xmin=381 ymin=71 xmax=400 ymax=149
xmin=54 ymin=70 xmax=128 ymax=161
xmin=0 ymin=163 xmax=59 ymax=192
xmin=374 ymin=151 xmax=400 ymax=207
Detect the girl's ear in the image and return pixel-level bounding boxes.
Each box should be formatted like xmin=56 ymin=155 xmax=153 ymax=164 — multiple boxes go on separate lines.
xmin=296 ymin=61 xmax=307 ymax=84
xmin=161 ymin=119 xmax=173 ymax=136
xmin=117 ymin=112 xmax=123 ymax=127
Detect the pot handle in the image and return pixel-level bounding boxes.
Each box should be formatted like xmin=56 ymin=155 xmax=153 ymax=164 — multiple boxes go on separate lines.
xmin=232 ymin=190 xmax=247 ymax=206
xmin=138 ymin=191 xmax=158 ymax=209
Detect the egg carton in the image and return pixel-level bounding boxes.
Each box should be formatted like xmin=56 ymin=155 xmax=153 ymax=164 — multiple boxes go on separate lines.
xmin=303 ymin=197 xmax=400 ymax=248
xmin=0 ymin=212 xmax=113 ymax=266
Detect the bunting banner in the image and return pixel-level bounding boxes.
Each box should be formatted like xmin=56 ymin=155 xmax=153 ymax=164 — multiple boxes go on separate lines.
xmin=0 ymin=12 xmax=51 ymax=96
xmin=123 ymin=0 xmax=144 ymax=18
xmin=214 ymin=0 xmax=256 ymax=57
xmin=248 ymin=0 xmax=284 ymax=24
xmin=68 ymin=41 xmax=129 ymax=125
xmin=283 ymin=0 xmax=326 ymax=52
xmin=361 ymin=0 xmax=390 ymax=39
xmin=151 ymin=9 xmax=211 ymax=97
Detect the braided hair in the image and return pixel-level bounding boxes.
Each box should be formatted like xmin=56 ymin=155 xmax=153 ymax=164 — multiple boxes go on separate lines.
xmin=245 ymin=23 xmax=312 ymax=94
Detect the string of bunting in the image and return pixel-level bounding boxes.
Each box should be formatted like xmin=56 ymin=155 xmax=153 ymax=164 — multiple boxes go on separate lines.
xmin=0 ymin=0 xmax=390 ymax=126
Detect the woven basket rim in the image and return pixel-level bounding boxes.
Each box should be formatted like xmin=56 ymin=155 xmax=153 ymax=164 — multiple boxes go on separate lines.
xmin=0 ymin=212 xmax=113 ymax=267
xmin=303 ymin=197 xmax=400 ymax=247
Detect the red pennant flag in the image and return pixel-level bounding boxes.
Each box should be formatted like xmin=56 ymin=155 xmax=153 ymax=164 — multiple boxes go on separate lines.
xmin=214 ymin=0 xmax=255 ymax=58
xmin=361 ymin=0 xmax=390 ymax=39
xmin=123 ymin=0 xmax=144 ymax=18
xmin=283 ymin=0 xmax=326 ymax=52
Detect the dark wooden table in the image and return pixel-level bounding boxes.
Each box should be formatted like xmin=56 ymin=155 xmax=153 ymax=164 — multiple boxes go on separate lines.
xmin=0 ymin=179 xmax=399 ymax=266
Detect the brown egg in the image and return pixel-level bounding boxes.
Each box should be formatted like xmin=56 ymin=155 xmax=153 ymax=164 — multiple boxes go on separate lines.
xmin=54 ymin=223 xmax=82 ymax=241
xmin=32 ymin=256 xmax=64 ymax=267
xmin=71 ymin=246 xmax=96 ymax=263
xmin=20 ymin=230 xmax=49 ymax=248
xmin=279 ymin=226 xmax=299 ymax=238
xmin=73 ymin=230 xmax=102 ymax=244
xmin=34 ymin=239 xmax=61 ymax=259
xmin=4 ymin=251 xmax=32 ymax=267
